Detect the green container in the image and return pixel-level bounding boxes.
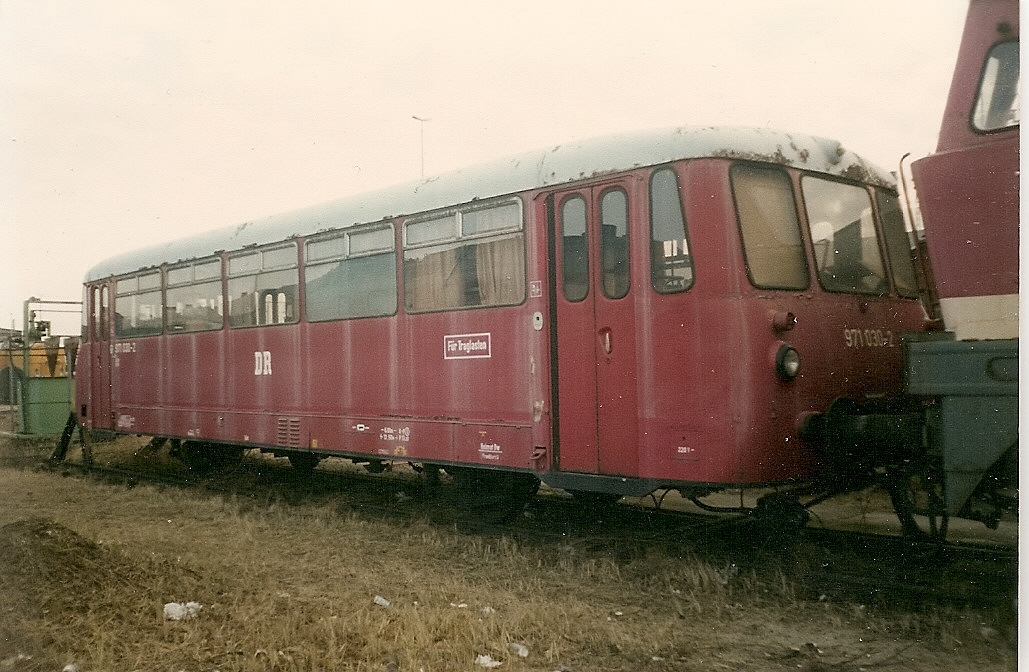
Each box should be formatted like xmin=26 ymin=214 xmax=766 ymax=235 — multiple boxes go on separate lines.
xmin=20 ymin=377 xmax=73 ymax=436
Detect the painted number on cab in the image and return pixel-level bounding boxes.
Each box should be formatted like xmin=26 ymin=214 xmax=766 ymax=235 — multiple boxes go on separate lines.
xmin=843 ymin=328 xmax=895 ymax=348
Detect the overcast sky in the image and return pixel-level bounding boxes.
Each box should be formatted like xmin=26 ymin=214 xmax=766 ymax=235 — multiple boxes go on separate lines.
xmin=1 ymin=1 xmax=969 ymax=334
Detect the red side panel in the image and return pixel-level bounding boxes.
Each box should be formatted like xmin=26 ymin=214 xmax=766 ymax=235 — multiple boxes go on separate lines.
xmin=911 ymin=136 xmax=1019 ymax=300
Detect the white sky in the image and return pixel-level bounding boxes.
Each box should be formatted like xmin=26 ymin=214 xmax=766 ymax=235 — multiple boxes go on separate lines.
xmin=0 ymin=0 xmax=969 ymax=334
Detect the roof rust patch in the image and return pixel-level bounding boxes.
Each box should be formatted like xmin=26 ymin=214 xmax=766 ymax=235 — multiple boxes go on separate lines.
xmin=711 ymin=145 xmax=793 ymax=165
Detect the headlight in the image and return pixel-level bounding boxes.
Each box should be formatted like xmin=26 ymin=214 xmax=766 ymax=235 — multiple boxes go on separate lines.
xmin=775 ymin=344 xmax=800 ymax=381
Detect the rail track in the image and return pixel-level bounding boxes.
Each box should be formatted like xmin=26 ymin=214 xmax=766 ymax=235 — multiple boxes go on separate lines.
xmin=39 ymin=445 xmax=1017 ymax=613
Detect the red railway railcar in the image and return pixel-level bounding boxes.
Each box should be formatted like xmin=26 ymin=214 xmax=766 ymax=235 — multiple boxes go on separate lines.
xmin=909 ymin=0 xmax=1019 ymax=340
xmin=76 ymin=126 xmax=929 ymax=518
xmin=897 ymin=0 xmax=1019 ymax=531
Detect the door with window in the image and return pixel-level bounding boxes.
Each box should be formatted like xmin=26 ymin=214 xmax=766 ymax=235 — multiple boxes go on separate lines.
xmin=550 ymin=181 xmax=639 ymax=476
xmin=89 ymin=283 xmax=113 ymax=429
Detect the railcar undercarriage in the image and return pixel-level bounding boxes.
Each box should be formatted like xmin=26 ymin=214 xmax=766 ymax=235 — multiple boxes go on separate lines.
xmin=800 ymin=395 xmax=1018 ymax=540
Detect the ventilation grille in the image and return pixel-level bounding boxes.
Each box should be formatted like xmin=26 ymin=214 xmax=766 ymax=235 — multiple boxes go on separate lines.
xmin=276 ymin=417 xmax=302 ymax=447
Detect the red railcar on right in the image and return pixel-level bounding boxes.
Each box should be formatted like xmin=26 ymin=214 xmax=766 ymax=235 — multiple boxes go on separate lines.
xmin=900 ymin=0 xmax=1019 ymax=533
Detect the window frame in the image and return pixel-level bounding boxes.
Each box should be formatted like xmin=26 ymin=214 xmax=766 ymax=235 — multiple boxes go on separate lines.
xmin=227 ymin=243 xmax=300 ymax=328
xmin=114 ymin=270 xmax=163 ymax=337
xmin=874 ymin=189 xmax=921 ymax=299
xmin=402 ymin=197 xmax=526 ymax=314
xmin=559 ymin=194 xmax=590 ymax=303
xmin=971 ymin=39 xmax=1020 ymax=133
xmin=801 ymin=175 xmax=889 ymax=296
xmin=730 ymin=163 xmax=810 ymax=291
xmin=599 ymin=187 xmax=630 ymax=300
xmin=304 ymin=222 xmax=399 ymax=322
xmin=165 ymin=257 xmax=225 ymax=333
xmin=648 ymin=166 xmax=694 ymax=295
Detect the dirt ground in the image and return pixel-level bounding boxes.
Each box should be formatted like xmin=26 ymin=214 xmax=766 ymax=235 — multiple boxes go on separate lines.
xmin=0 ymin=430 xmax=1019 ymax=671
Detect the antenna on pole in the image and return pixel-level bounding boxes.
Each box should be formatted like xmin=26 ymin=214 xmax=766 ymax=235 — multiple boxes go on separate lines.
xmin=412 ymin=115 xmax=430 ymax=180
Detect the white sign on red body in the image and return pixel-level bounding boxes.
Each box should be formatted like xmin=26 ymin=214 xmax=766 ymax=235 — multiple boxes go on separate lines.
xmin=444 ymin=332 xmax=492 ymax=360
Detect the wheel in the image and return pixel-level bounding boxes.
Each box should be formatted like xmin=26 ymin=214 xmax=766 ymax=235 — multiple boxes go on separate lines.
xmin=288 ymin=452 xmax=321 ymax=474
xmin=754 ymin=492 xmax=810 ymax=533
xmin=887 ymin=457 xmax=948 ymax=540
xmin=176 ymin=441 xmax=245 ymax=476
xmin=449 ymin=467 xmax=539 ymax=524
xmin=363 ymin=460 xmax=389 ymax=473
xmin=568 ymin=490 xmax=622 ymax=507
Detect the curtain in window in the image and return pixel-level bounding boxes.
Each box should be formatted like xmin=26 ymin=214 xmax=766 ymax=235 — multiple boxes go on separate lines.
xmin=476 ymin=236 xmax=524 ymax=306
xmin=404 ymin=247 xmax=462 ymax=311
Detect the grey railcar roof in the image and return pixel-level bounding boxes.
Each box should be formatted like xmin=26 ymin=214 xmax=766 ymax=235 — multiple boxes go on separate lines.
xmin=85 ymin=125 xmax=895 ymax=282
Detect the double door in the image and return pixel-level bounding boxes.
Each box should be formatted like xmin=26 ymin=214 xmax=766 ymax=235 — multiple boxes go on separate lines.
xmin=87 ymin=283 xmax=113 ymax=429
xmin=548 ymin=180 xmax=639 ymax=476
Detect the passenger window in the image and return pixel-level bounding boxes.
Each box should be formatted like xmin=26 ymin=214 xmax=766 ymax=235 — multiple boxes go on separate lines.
xmin=802 ymin=177 xmax=887 ymax=295
xmin=732 ymin=165 xmax=808 ymax=290
xmin=115 ymin=271 xmax=163 ymax=337
xmin=403 ymin=200 xmax=525 ymax=312
xmin=973 ymin=40 xmax=1020 ymax=131
xmin=649 ymin=168 xmax=693 ymax=293
xmin=306 ymin=224 xmax=398 ymax=321
xmin=876 ymin=190 xmax=920 ymax=298
xmin=600 ymin=189 xmax=630 ymax=299
xmin=167 ymin=258 xmax=224 ymax=332
xmin=560 ymin=196 xmax=589 ymax=302
xmin=228 ymin=245 xmax=299 ymax=327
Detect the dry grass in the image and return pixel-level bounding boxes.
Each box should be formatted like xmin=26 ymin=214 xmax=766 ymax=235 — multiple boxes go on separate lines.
xmin=0 ymin=435 xmax=1017 ymax=671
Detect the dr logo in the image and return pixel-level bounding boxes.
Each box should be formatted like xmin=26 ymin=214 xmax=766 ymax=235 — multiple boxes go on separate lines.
xmin=254 ymin=351 xmax=272 ymax=375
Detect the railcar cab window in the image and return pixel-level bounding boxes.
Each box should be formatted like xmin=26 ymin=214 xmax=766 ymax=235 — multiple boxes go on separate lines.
xmin=802 ymin=177 xmax=888 ymax=295
xmin=228 ymin=244 xmax=299 ymax=327
xmin=115 ymin=271 xmax=162 ymax=337
xmin=166 ymin=258 xmax=224 ymax=332
xmin=403 ymin=199 xmax=525 ymax=312
xmin=731 ymin=165 xmax=808 ymax=290
xmin=305 ymin=224 xmax=397 ymax=321
xmin=649 ymin=168 xmax=693 ymax=293
xmin=973 ymin=40 xmax=1020 ymax=131
xmin=875 ymin=190 xmax=920 ymax=298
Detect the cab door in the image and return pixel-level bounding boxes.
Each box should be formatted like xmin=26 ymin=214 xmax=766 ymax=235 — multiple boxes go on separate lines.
xmin=549 ymin=180 xmax=639 ymax=476
xmin=88 ymin=283 xmax=113 ymax=429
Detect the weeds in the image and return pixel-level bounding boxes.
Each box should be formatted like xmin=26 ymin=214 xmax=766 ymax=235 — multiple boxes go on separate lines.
xmin=0 ymin=437 xmax=1018 ymax=671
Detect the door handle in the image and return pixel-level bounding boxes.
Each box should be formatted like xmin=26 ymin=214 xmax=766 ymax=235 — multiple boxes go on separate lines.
xmin=598 ymin=327 xmax=612 ymax=355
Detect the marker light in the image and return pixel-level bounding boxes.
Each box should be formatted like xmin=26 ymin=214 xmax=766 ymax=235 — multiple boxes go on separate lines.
xmin=776 ymin=345 xmax=801 ymax=381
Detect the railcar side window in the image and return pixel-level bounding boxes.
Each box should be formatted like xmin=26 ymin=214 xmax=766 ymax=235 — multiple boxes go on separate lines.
xmin=403 ymin=199 xmax=525 ymax=312
xmin=115 ymin=271 xmax=162 ymax=337
xmin=649 ymin=168 xmax=693 ymax=293
xmin=600 ymin=189 xmax=630 ymax=299
xmin=305 ymin=224 xmax=398 ymax=321
xmin=561 ymin=196 xmax=589 ymax=302
xmin=166 ymin=258 xmax=224 ymax=332
xmin=875 ymin=190 xmax=920 ymax=298
xmin=802 ymin=177 xmax=887 ymax=295
xmin=973 ymin=40 xmax=1020 ymax=131
xmin=228 ymin=244 xmax=299 ymax=327
xmin=731 ymin=165 xmax=808 ymax=290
